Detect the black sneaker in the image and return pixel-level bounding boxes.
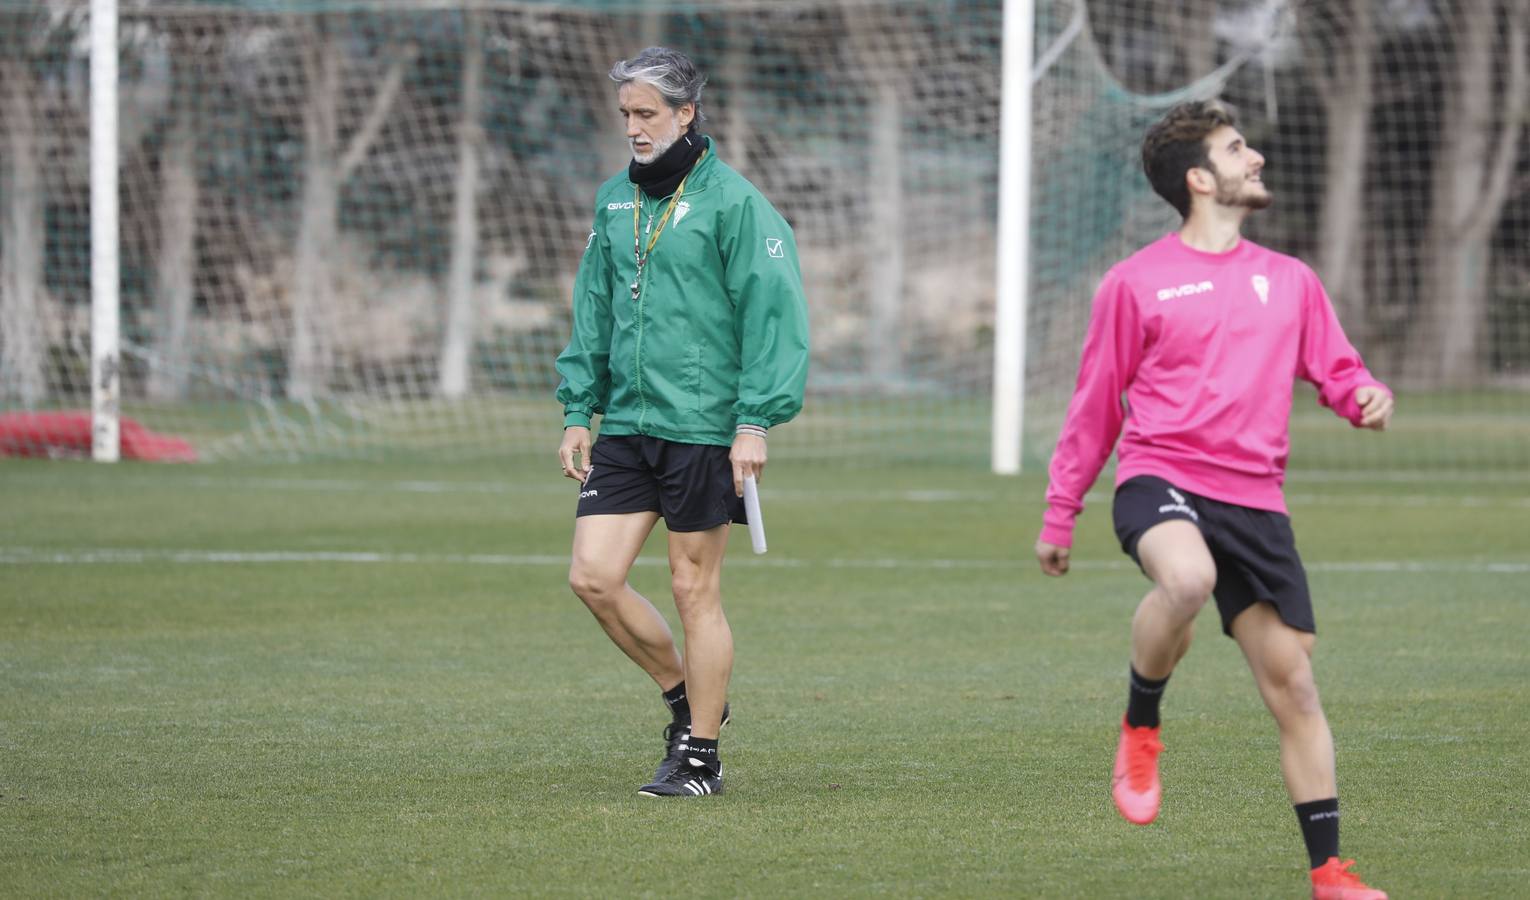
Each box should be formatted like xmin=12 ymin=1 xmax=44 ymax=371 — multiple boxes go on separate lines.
xmin=638 ymin=757 xmax=723 ymax=797
xmin=651 ymin=703 xmax=730 ymax=784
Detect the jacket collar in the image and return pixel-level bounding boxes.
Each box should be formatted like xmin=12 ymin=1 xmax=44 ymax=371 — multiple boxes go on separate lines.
xmin=629 ymin=129 xmax=706 ymax=199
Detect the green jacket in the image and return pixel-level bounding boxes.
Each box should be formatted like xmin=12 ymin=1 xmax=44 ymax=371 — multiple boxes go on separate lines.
xmin=555 ymin=138 xmax=810 ymax=446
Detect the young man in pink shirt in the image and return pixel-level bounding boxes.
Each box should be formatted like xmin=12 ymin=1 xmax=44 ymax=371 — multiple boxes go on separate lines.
xmin=1035 ymin=100 xmax=1394 ymax=900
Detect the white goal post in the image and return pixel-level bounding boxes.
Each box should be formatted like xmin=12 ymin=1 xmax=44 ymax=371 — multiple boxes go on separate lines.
xmin=90 ymin=0 xmax=119 ymax=462
xmin=989 ymin=0 xmax=1034 ymax=475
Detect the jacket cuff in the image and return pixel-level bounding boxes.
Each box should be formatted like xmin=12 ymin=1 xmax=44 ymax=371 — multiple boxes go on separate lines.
xmin=1039 ymin=508 xmax=1077 ymax=549
xmin=735 ymin=423 xmax=768 ymax=439
xmin=563 ymin=408 xmax=593 ymax=429
xmin=735 ymin=414 xmax=773 ymax=429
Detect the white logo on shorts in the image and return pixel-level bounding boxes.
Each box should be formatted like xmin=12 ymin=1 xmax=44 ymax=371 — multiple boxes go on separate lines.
xmin=579 ymin=489 xmax=598 ymax=499
xmin=1158 ymin=487 xmax=1199 ymax=521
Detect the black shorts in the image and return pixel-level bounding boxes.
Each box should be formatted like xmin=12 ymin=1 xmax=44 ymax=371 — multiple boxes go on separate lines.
xmin=1112 ymin=475 xmax=1314 ymax=637
xmin=575 ymin=434 xmax=744 ymax=532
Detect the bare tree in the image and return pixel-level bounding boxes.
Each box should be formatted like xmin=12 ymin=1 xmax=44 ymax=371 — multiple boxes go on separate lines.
xmin=844 ymin=3 xmax=905 ymax=384
xmin=286 ymin=19 xmax=414 ymax=402
xmin=579 ymin=14 xmax=638 ymax=179
xmin=147 ymin=18 xmax=221 ymax=401
xmin=1306 ymin=0 xmax=1376 ymax=342
xmin=1089 ymin=0 xmax=1221 ymax=94
xmin=1 ymin=4 xmax=165 ymax=406
xmin=719 ymin=21 xmax=754 ymax=175
xmin=1159 ymin=0 xmax=1219 ymax=87
xmin=0 ymin=52 xmax=48 ymax=405
xmin=1411 ymin=0 xmax=1529 ymax=383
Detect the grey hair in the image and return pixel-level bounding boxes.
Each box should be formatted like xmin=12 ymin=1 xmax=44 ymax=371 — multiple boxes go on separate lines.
xmin=608 ymin=47 xmax=707 ymax=124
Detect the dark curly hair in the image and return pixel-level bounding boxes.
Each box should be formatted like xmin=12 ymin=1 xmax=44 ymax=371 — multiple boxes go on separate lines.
xmin=1141 ymin=99 xmax=1239 ymax=219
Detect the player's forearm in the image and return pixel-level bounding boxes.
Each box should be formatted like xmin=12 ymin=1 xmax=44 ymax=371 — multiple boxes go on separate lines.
xmin=1041 ymin=397 xmax=1125 ymax=548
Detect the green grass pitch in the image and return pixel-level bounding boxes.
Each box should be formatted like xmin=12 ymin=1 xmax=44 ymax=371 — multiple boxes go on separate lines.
xmin=2 ymin=458 xmax=1527 ymax=897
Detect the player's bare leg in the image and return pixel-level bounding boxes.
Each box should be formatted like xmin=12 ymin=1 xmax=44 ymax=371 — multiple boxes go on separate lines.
xmin=667 ymin=523 xmax=733 ymax=740
xmin=1231 ymin=602 xmax=1335 ymax=803
xmin=1232 ymin=603 xmax=1384 ymax=898
xmin=636 ymin=523 xmax=732 ymax=797
xmin=568 ymin=511 xmax=685 ymax=688
xmin=1132 ymin=520 xmax=1215 ymax=678
xmin=1112 ymin=519 xmax=1215 ymax=824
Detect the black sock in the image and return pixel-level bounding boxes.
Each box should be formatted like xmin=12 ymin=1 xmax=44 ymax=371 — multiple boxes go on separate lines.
xmin=1295 ymin=798 xmax=1340 ymax=869
xmin=683 ymin=736 xmax=720 ymax=774
xmin=662 ymin=682 xmax=690 ymax=725
xmin=1125 ymin=666 xmax=1170 ymax=728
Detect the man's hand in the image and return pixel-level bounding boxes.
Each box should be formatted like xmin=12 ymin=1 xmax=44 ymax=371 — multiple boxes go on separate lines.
xmin=1036 ymin=540 xmax=1071 ymax=577
xmin=730 ymin=433 xmax=767 ymax=497
xmin=1355 ymin=386 xmax=1394 ymax=431
xmin=558 ymin=426 xmax=592 ymax=483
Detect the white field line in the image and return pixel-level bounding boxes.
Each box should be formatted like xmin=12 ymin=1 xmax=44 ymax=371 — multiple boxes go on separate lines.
xmin=2 ymin=546 xmax=1527 ymax=575
xmin=4 ymin=472 xmax=1530 ymax=508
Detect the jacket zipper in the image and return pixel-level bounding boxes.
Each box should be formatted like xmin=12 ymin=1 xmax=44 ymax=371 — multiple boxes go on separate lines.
xmin=634 ymin=201 xmax=654 ymax=430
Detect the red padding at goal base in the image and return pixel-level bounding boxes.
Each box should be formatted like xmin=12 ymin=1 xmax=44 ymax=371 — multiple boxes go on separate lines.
xmin=0 ymin=412 xmax=197 ymax=462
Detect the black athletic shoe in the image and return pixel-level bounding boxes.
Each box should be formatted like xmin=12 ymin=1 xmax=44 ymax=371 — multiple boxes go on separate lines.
xmin=638 ymin=758 xmax=724 ymax=797
xmin=652 ymin=703 xmax=730 ymax=784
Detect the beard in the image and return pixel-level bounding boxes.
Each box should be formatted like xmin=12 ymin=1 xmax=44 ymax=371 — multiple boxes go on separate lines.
xmin=631 ymin=119 xmax=683 ymax=164
xmin=1213 ymin=169 xmax=1273 ymax=210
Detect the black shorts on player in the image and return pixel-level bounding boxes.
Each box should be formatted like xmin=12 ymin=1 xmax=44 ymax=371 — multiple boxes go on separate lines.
xmin=575 ymin=434 xmax=745 ymax=532
xmin=1112 ymin=475 xmax=1315 ymax=636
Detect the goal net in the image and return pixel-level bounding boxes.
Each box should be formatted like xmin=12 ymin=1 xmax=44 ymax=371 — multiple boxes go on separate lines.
xmin=1026 ymin=0 xmax=1530 ymax=477
xmin=1 ymin=0 xmax=1526 ymax=473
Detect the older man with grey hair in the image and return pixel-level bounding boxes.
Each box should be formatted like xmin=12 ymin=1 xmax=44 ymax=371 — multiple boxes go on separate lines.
xmin=554 ymin=47 xmax=810 ymax=798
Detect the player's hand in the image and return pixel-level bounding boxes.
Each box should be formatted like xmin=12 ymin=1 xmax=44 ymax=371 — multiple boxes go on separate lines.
xmin=1355 ymin=386 xmax=1394 ymax=431
xmin=559 ymin=426 xmax=592 ymax=483
xmin=730 ymin=433 xmax=767 ymax=497
xmin=1036 ymin=540 xmax=1071 ymax=577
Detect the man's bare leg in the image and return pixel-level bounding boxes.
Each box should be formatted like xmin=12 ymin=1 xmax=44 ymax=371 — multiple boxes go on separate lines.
xmin=667 ymin=523 xmax=732 ymax=740
xmin=1131 ymin=520 xmax=1216 ymax=679
xmin=568 ymin=511 xmax=684 ymax=689
xmin=1112 ymin=519 xmax=1217 ymax=824
xmin=1231 ymin=602 xmax=1336 ymax=803
xmin=1231 ymin=601 xmax=1356 ymax=884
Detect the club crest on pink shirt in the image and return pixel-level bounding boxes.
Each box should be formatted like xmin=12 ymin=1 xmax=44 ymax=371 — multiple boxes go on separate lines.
xmin=1252 ymin=274 xmax=1270 ymax=306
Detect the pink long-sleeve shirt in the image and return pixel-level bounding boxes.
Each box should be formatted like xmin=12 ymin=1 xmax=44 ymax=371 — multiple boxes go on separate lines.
xmin=1040 ymin=233 xmax=1389 ymax=548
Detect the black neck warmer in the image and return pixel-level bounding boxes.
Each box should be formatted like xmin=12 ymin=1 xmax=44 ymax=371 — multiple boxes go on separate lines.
xmin=630 ymin=128 xmax=705 ymax=199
